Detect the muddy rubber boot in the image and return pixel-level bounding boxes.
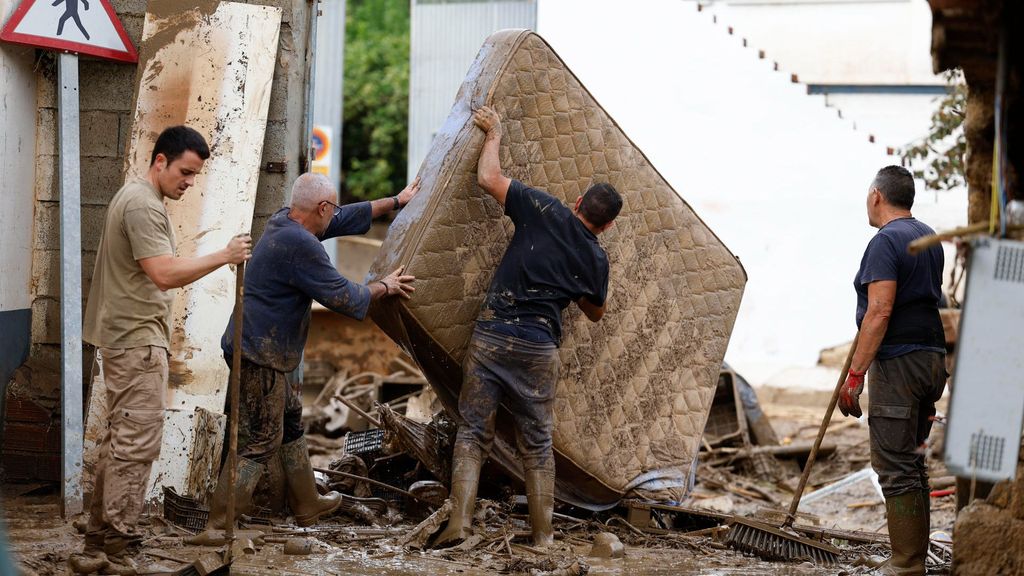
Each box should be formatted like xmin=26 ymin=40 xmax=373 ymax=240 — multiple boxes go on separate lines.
xmin=525 ymin=462 xmax=555 ymax=548
xmin=69 ymin=529 xmax=109 ymax=574
xmin=205 ymin=457 xmax=265 ymax=529
xmin=880 ymin=490 xmax=929 ymax=576
xmin=255 ymin=450 xmax=287 ymax=515
xmin=434 ymin=441 xmax=483 ymax=547
xmin=281 ymin=436 xmax=342 ymax=527
xmin=100 ymin=554 xmax=138 ymax=576
xmin=68 ymin=549 xmax=109 ymax=575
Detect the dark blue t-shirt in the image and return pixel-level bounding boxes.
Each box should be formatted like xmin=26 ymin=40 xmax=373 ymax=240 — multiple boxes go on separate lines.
xmin=854 ymin=217 xmax=945 ymax=359
xmin=221 ymin=204 xmax=372 ymax=372
xmin=477 ymin=180 xmax=610 ymax=345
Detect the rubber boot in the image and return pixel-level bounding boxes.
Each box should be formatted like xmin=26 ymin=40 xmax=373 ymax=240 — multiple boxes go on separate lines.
xmin=281 ymin=436 xmax=342 ymax=527
xmin=69 ymin=530 xmax=110 ymax=574
xmin=100 ymin=554 xmax=138 ymax=576
xmin=254 ymin=450 xmax=287 ymax=515
xmin=880 ymin=490 xmax=929 ymax=576
xmin=205 ymin=457 xmax=265 ymax=529
xmin=68 ymin=552 xmax=109 ymax=575
xmin=101 ymin=532 xmax=141 ymax=576
xmin=69 ymin=537 xmax=109 ymax=575
xmin=434 ymin=441 xmax=483 ymax=546
xmin=525 ymin=462 xmax=555 ymax=548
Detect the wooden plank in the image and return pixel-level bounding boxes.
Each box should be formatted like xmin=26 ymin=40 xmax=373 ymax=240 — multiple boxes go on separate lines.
xmin=83 ymin=1 xmax=281 ymax=505
xmin=126 ymin=0 xmax=281 ymax=409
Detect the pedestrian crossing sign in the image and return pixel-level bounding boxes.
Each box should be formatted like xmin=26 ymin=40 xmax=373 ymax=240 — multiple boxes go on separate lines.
xmin=1 ymin=0 xmax=137 ymax=63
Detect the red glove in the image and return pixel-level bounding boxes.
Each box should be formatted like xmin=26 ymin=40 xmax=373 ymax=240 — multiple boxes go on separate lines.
xmin=838 ymin=369 xmax=866 ymax=418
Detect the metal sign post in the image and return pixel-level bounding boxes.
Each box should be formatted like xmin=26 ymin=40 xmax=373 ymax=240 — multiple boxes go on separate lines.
xmin=57 ymin=50 xmax=84 ymax=517
xmin=2 ymin=0 xmax=137 ymax=518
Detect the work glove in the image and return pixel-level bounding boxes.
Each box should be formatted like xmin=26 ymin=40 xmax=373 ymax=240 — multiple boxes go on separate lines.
xmin=838 ymin=369 xmax=866 ymax=418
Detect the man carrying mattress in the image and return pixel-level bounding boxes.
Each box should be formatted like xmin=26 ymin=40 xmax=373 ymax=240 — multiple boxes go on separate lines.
xmin=436 ymin=106 xmax=622 ymax=548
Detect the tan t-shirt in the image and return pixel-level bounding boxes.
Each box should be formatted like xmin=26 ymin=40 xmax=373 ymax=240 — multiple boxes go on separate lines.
xmin=84 ymin=178 xmax=176 ymax=349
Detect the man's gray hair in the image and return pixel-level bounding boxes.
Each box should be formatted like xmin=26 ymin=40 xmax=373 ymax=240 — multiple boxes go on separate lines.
xmin=872 ymin=165 xmax=915 ymax=210
xmin=290 ymin=173 xmax=335 ymax=212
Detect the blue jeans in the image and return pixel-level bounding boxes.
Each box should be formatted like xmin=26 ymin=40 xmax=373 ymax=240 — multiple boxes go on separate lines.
xmin=456 ymin=327 xmax=560 ymax=471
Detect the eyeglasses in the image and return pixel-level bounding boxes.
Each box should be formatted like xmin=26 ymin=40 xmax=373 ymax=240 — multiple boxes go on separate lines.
xmin=321 ymin=200 xmax=342 ymax=217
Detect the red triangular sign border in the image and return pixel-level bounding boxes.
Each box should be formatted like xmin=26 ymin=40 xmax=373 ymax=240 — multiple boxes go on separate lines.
xmin=0 ymin=0 xmax=138 ymax=63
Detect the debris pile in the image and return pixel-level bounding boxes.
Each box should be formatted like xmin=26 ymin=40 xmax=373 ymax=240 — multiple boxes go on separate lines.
xmin=3 ymin=358 xmax=958 ymax=575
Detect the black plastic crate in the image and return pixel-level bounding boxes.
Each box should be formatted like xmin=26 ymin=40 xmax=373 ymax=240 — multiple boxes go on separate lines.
xmin=343 ymin=428 xmax=386 ymax=458
xmin=162 ymin=486 xmax=209 ymax=533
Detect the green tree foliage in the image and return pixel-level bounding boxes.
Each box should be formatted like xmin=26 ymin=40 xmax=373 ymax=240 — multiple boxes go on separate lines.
xmin=341 ymin=0 xmax=409 ymax=201
xmin=901 ymin=70 xmax=967 ymax=192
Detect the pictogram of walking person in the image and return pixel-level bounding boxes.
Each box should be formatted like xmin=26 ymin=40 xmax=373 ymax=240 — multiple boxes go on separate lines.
xmin=53 ymin=0 xmax=90 ymax=41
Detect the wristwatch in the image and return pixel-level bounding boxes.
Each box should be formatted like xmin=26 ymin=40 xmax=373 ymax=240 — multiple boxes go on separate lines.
xmin=392 ymin=196 xmax=400 ymax=211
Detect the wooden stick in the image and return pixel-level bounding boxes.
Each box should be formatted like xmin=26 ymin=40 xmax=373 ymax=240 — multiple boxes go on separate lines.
xmin=907 ymin=221 xmax=1024 ymax=255
xmin=783 ymin=331 xmax=859 ymax=529
xmin=312 ymin=467 xmax=431 ymax=504
xmin=143 ymin=549 xmax=190 ymax=564
xmin=847 ymin=501 xmax=883 ymax=509
xmin=226 ymin=262 xmax=245 ymax=557
xmin=331 ymin=393 xmax=381 ymax=428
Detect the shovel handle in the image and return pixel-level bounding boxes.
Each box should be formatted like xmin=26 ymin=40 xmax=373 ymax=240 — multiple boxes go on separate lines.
xmin=226 ymin=263 xmax=245 ymax=548
xmin=784 ymin=331 xmax=859 ymax=528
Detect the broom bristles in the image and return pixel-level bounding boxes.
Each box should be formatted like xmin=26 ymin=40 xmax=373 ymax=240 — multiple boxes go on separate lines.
xmin=726 ymin=517 xmax=840 ymax=565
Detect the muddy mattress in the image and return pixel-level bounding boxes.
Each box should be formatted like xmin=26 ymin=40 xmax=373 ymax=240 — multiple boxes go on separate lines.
xmin=369 ymin=29 xmax=746 ymax=509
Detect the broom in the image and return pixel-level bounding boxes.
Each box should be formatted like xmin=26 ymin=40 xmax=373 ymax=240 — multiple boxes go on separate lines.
xmin=726 ymin=332 xmax=860 ymax=565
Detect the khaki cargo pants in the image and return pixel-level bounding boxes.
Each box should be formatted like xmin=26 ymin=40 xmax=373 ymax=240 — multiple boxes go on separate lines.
xmin=86 ymin=346 xmax=167 ymax=551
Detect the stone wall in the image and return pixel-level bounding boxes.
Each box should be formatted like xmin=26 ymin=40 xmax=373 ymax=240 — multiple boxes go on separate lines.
xmin=27 ymin=0 xmax=313 ymax=392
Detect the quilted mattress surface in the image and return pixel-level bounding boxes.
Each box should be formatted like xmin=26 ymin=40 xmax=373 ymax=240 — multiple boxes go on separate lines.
xmin=369 ymin=29 xmax=746 ymax=508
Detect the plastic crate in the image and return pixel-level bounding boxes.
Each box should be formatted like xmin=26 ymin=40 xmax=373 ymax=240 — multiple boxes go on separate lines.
xmin=343 ymin=428 xmax=386 ymax=457
xmin=162 ymin=486 xmax=209 ymax=533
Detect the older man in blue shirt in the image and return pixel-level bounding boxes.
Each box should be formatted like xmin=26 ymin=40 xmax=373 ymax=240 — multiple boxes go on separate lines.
xmin=208 ymin=173 xmax=418 ymax=528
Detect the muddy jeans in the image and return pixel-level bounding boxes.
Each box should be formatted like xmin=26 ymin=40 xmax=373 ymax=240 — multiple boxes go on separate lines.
xmin=226 ymin=358 xmax=303 ymax=464
xmin=455 ymin=327 xmax=560 ymax=472
xmin=868 ymin=350 xmax=946 ymax=498
xmin=87 ymin=345 xmax=168 ymax=552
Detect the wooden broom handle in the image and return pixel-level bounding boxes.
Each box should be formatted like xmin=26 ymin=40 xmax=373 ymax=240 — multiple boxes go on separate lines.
xmin=784 ymin=331 xmax=860 ymax=528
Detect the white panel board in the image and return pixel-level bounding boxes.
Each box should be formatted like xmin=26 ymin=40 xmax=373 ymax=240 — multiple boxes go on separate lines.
xmin=0 ymin=0 xmax=36 ymax=314
xmin=125 ymin=0 xmax=281 ymax=411
xmin=946 ymin=239 xmax=1024 ymax=482
xmin=408 ymin=0 xmax=537 ymax=182
xmin=81 ymin=0 xmax=281 ymax=502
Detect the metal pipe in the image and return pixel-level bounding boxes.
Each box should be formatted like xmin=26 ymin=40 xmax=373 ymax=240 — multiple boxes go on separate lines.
xmin=58 ymin=52 xmax=84 ymax=518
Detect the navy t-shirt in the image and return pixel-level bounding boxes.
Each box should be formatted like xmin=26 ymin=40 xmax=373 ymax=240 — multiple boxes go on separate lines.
xmin=221 ymin=204 xmax=372 ymax=372
xmin=477 ymin=180 xmax=610 ymax=345
xmin=854 ymin=217 xmax=945 ymax=359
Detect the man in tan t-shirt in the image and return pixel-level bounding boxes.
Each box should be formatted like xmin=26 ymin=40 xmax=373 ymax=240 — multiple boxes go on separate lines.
xmin=72 ymin=126 xmax=251 ymax=576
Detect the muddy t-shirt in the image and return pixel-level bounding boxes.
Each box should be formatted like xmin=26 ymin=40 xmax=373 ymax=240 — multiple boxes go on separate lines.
xmin=84 ymin=178 xmax=176 ymax=349
xmin=221 ymin=205 xmax=372 ymax=372
xmin=478 ymin=180 xmax=609 ymax=345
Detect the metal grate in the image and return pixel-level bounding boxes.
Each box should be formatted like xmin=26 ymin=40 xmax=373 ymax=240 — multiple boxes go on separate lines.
xmin=994 ymin=245 xmax=1024 ymax=283
xmin=969 ymin=432 xmax=1005 ymax=471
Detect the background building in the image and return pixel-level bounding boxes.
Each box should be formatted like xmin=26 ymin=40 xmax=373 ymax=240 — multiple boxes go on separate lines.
xmin=407 ymin=0 xmax=965 ymax=384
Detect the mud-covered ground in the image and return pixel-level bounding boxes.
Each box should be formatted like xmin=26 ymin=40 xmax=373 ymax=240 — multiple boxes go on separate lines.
xmin=2 ymin=400 xmax=955 ymax=575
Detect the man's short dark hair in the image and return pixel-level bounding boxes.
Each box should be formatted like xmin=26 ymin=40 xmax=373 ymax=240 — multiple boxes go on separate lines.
xmin=579 ymin=182 xmax=622 ymax=227
xmin=873 ymin=165 xmax=915 ymax=210
xmin=150 ymin=126 xmax=210 ymax=166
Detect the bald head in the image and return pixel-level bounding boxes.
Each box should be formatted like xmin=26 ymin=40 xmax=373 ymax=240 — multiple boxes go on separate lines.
xmin=290 ymin=173 xmax=335 ymax=213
